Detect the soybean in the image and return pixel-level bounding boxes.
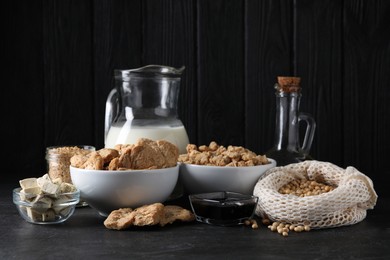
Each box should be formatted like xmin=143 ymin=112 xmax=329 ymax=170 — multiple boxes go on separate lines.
xmin=278 ymin=179 xmax=335 ymax=197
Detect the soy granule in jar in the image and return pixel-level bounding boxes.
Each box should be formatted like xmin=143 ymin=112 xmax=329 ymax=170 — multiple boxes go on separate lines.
xmin=46 ymin=145 xmax=95 ymax=183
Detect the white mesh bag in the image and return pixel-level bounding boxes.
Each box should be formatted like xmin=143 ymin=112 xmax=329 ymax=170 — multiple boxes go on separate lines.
xmin=253 ymin=160 xmax=377 ymax=229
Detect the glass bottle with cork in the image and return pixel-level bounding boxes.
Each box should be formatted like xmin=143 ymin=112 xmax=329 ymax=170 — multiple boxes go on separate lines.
xmin=265 ymin=76 xmax=316 ymax=166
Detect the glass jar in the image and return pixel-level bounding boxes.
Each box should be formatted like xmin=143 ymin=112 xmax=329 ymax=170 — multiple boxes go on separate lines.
xmin=46 ymin=145 xmax=95 ymax=184
xmin=46 ymin=145 xmax=95 ymax=207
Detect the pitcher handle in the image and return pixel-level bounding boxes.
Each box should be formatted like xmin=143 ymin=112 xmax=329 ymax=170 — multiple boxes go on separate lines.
xmin=104 ymin=88 xmax=118 ymax=142
xmin=298 ymin=112 xmax=316 ymax=155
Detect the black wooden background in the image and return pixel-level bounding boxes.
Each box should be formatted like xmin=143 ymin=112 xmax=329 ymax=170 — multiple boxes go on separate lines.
xmin=4 ymin=0 xmax=390 ymax=196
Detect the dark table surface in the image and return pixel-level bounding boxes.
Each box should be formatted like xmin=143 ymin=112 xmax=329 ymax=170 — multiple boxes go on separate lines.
xmin=1 ymin=182 xmax=389 ymax=260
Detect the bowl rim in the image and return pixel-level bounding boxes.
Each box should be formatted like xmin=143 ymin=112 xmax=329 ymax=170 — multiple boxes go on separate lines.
xmin=13 ymin=187 xmax=80 ymax=208
xmin=69 ymin=164 xmax=180 ymax=174
xmin=46 ymin=145 xmax=96 ymax=150
xmin=13 ymin=187 xmax=80 ymax=196
xmin=189 ymin=191 xmax=259 ymax=203
xmin=179 ymin=158 xmax=276 ymax=169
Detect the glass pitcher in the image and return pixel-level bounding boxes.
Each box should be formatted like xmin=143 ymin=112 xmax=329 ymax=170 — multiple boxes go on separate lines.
xmin=104 ymin=65 xmax=189 ymax=154
xmin=265 ymin=76 xmax=316 ymax=166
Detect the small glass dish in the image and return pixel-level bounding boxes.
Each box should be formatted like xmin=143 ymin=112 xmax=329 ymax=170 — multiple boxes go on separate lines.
xmin=189 ymin=191 xmax=258 ymax=226
xmin=13 ymin=188 xmax=80 ymax=224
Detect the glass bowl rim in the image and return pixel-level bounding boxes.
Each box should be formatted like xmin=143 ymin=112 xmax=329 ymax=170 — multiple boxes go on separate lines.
xmin=189 ymin=191 xmax=259 ymax=204
xmin=13 ymin=187 xmax=80 ymax=196
xmin=13 ymin=187 xmax=80 ymax=207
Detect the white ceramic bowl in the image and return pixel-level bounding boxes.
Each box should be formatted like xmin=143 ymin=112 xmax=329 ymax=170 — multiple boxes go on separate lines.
xmin=70 ymin=165 xmax=179 ymax=217
xmin=179 ymin=159 xmax=276 ymax=195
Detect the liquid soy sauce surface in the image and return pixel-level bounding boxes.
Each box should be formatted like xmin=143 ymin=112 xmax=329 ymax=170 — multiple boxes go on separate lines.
xmin=192 ymin=197 xmax=256 ymax=220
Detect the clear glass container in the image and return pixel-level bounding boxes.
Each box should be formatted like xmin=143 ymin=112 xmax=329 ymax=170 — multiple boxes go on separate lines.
xmin=46 ymin=145 xmax=95 ymax=183
xmin=46 ymin=145 xmax=95 ymax=207
xmin=266 ymin=77 xmax=316 ymax=166
xmin=104 ymin=65 xmax=189 ymax=154
xmin=189 ymin=192 xmax=258 ymax=226
xmin=13 ymin=187 xmax=80 ymax=224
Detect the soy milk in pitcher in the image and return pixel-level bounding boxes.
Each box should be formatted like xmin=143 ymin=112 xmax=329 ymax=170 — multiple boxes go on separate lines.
xmin=104 ymin=65 xmax=189 ymax=154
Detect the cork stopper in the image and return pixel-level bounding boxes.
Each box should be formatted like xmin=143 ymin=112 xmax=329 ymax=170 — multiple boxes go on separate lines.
xmin=275 ymin=76 xmax=301 ymax=93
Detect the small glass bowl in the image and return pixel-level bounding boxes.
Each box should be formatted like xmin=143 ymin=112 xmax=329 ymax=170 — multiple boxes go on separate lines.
xmin=13 ymin=188 xmax=80 ymax=224
xmin=189 ymin=191 xmax=258 ymax=226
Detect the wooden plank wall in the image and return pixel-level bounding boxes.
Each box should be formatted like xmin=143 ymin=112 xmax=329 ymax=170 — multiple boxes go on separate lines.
xmin=4 ymin=0 xmax=390 ymax=196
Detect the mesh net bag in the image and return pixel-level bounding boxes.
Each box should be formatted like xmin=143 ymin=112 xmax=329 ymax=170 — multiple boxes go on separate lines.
xmin=253 ymin=160 xmax=377 ymax=229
